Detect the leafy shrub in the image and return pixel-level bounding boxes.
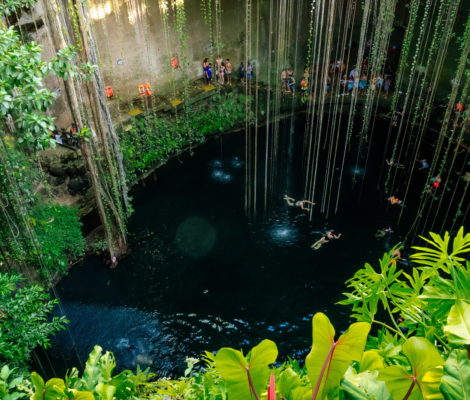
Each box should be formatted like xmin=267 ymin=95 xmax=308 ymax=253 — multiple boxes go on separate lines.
xmin=29 ymin=203 xmax=85 ymax=280
xmin=0 ymin=272 xmax=67 ymax=367
xmin=120 ymin=92 xmax=248 ymax=182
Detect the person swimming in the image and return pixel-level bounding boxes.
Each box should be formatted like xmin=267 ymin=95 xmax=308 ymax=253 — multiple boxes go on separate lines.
xmin=417 ymin=159 xmax=429 ymax=170
xmin=375 ymin=226 xmax=393 ymax=238
xmin=430 ymin=174 xmax=442 ymax=190
xmin=325 ymin=230 xmax=341 ymax=240
xmin=283 ymin=195 xmax=316 ymax=211
xmin=388 ymin=196 xmax=403 ymax=206
xmin=311 ymin=230 xmax=341 ymax=250
xmin=386 ymin=159 xmax=404 ymax=168
xmin=311 ymin=236 xmax=329 ymax=250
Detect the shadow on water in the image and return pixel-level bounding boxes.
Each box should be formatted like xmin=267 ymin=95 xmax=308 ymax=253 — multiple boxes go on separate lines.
xmin=37 ymin=113 xmax=403 ymax=377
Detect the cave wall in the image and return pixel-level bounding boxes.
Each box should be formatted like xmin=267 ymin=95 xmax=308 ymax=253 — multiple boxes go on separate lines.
xmin=88 ymin=0 xmax=311 ymax=101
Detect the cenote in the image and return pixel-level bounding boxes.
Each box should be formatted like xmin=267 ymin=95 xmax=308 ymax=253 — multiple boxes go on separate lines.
xmin=38 ymin=113 xmax=405 ymax=376
xmin=3 ymin=0 xmax=470 ymax=398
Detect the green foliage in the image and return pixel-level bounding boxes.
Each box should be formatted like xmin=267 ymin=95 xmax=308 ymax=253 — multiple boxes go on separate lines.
xmin=339 ymin=228 xmax=470 ymax=348
xmin=378 ymin=337 xmax=444 ymax=400
xmin=0 ymin=0 xmax=35 ymax=17
xmin=29 ymin=203 xmax=84 ymax=279
xmin=444 ymin=300 xmax=470 ymax=346
xmin=0 ymin=272 xmax=67 ymax=367
xmin=0 ymin=365 xmax=31 ymax=399
xmin=120 ymin=92 xmax=248 ymax=182
xmin=342 ymin=368 xmax=391 ymax=400
xmin=440 ymin=350 xmax=470 ymax=400
xmin=305 ymin=313 xmax=370 ymax=399
xmin=215 ymin=339 xmax=278 ymax=400
xmin=29 ymin=346 xmax=150 ymax=400
xmin=411 ymin=227 xmax=470 ymax=271
xmin=0 ymin=26 xmax=89 ymax=150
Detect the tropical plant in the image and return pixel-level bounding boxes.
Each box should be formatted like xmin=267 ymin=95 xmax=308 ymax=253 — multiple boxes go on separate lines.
xmin=0 ymin=24 xmax=90 ymax=278
xmin=0 ymin=365 xmax=31 ymax=399
xmin=29 ymin=203 xmax=85 ymax=279
xmin=305 ymin=313 xmax=370 ymax=400
xmin=215 ymin=339 xmax=278 ymax=400
xmin=0 ymin=0 xmax=36 ymax=17
xmin=120 ymin=92 xmax=249 ymax=182
xmin=0 ymin=272 xmax=67 ymax=366
xmin=31 ymin=346 xmax=150 ymax=400
xmin=339 ymin=228 xmax=470 ymax=349
xmin=0 ymin=26 xmax=90 ymax=151
xmin=411 ymin=227 xmax=470 ymax=271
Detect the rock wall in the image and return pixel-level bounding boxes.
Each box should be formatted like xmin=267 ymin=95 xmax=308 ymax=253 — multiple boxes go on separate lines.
xmin=88 ymin=0 xmax=311 ymax=101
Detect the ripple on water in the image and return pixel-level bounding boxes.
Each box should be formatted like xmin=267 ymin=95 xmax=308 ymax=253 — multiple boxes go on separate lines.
xmin=268 ymin=223 xmax=299 ymax=246
xmin=211 ymin=169 xmax=233 ymax=183
xmin=51 ymin=302 xmax=176 ymax=374
xmin=230 ymin=156 xmax=244 ymax=168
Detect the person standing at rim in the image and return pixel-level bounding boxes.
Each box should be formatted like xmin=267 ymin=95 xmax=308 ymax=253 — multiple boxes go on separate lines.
xmin=218 ymin=62 xmax=226 ymax=85
xmin=215 ymin=55 xmax=223 ymax=82
xmin=225 ymin=59 xmax=233 ymax=85
xmin=202 ymin=58 xmax=210 ymax=85
xmin=238 ymin=61 xmax=245 ymax=83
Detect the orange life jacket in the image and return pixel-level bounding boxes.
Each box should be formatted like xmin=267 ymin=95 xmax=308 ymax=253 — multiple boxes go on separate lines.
xmin=138 ymin=83 xmax=153 ymax=97
xmin=105 ymin=86 xmax=114 ymax=98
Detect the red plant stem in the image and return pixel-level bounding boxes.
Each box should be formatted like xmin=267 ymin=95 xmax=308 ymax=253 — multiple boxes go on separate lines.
xmin=246 ymin=367 xmax=260 ymax=400
xmin=312 ymin=342 xmax=337 ymax=400
xmin=403 ymin=377 xmax=417 ymax=400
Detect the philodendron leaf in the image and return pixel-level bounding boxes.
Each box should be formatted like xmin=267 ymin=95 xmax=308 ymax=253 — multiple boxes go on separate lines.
xmin=440 ymin=350 xmax=470 ymax=400
xmin=378 ymin=337 xmax=444 ymax=400
xmin=31 ymin=373 xmax=68 ymax=400
xmin=215 ymin=339 xmax=278 ymax=400
xmin=341 ymin=367 xmax=391 ymax=400
xmin=31 ymin=372 xmax=45 ymax=400
xmin=305 ymin=312 xmax=371 ymax=400
xmin=444 ymin=300 xmax=470 ymax=345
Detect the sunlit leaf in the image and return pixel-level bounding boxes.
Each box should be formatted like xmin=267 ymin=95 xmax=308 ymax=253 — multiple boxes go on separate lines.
xmin=305 ymin=313 xmax=370 ymax=399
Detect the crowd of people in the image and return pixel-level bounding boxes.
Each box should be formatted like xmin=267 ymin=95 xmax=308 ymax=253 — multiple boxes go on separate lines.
xmin=202 ymin=56 xmax=256 ymax=86
xmin=280 ymin=58 xmax=396 ymax=101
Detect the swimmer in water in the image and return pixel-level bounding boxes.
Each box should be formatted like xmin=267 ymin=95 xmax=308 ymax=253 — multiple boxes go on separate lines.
xmin=388 ymin=196 xmax=403 ymax=206
xmin=386 ymin=159 xmax=404 ymax=168
xmin=284 ymin=195 xmax=316 ymax=211
xmin=311 ymin=236 xmax=329 ymax=250
xmin=417 ymin=158 xmax=429 ymax=170
xmin=375 ymin=226 xmax=393 ymax=238
xmin=325 ymin=230 xmax=341 ymax=240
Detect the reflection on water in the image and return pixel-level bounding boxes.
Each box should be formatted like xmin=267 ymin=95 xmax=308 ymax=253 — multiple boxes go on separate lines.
xmin=268 ymin=222 xmax=299 ymax=246
xmin=211 ymin=169 xmax=232 ymax=183
xmin=230 ymin=156 xmax=243 ymax=168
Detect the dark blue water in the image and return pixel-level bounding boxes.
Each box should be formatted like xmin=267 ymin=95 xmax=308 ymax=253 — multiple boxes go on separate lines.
xmin=36 ymin=114 xmax=403 ymax=377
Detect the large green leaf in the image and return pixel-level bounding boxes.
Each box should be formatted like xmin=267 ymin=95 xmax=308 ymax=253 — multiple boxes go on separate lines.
xmin=378 ymin=337 xmax=444 ymax=400
xmin=215 ymin=339 xmax=278 ymax=400
xmin=305 ymin=313 xmax=371 ymax=400
xmin=444 ymin=300 xmax=470 ymax=345
xmin=359 ymin=350 xmax=385 ymax=373
xmin=31 ymin=373 xmax=68 ymax=400
xmin=72 ymin=392 xmax=95 ymax=400
xmin=95 ymin=383 xmax=116 ymax=400
xmin=440 ymin=350 xmax=470 ymax=400
xmin=277 ymin=368 xmax=311 ymax=400
xmin=341 ymin=368 xmax=391 ymax=400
